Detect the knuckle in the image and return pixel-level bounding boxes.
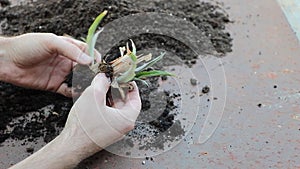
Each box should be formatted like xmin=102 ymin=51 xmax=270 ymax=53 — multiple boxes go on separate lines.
xmin=43 ymin=33 xmax=57 ymax=47
xmin=46 ymin=33 xmax=56 ymax=38
xmin=45 ymin=33 xmax=57 ymax=41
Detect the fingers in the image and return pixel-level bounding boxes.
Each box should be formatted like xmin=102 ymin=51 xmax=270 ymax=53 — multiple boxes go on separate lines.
xmin=60 ymin=36 xmax=88 ymax=53
xmin=91 ymin=73 xmax=111 ymax=106
xmin=49 ymin=35 xmax=93 ymax=65
xmin=121 ymin=82 xmax=142 ymax=120
xmin=95 ymin=50 xmax=102 ymax=63
xmin=60 ymin=36 xmax=102 ymax=63
xmin=56 ymin=83 xmax=80 ymax=98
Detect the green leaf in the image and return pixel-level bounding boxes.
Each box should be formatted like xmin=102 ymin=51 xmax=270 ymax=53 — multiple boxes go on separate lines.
xmin=90 ymin=28 xmax=103 ymax=62
xmin=129 ymin=52 xmax=137 ymax=62
xmin=86 ymin=10 xmax=108 ymax=60
xmin=135 ymin=52 xmax=165 ymax=72
xmin=135 ymin=70 xmax=174 ymax=79
xmin=126 ymin=41 xmax=137 ymax=62
xmin=80 ymin=37 xmax=86 ymax=42
xmin=116 ymin=61 xmax=137 ymax=83
xmin=133 ymin=77 xmax=149 ymax=87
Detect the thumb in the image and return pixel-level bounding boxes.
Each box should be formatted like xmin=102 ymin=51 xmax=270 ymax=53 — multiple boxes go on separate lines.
xmin=91 ymin=73 xmax=111 ymax=105
xmin=50 ymin=35 xmax=93 ymax=64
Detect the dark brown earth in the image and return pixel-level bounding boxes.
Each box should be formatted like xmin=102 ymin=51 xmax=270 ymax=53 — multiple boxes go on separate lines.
xmin=0 ymin=0 xmax=232 ymax=151
xmin=0 ymin=0 xmax=10 ymax=7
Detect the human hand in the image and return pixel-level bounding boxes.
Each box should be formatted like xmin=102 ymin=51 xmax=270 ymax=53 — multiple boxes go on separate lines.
xmin=10 ymin=73 xmax=141 ymax=169
xmin=0 ymin=33 xmax=100 ymax=97
xmin=65 ymin=73 xmax=141 ymax=149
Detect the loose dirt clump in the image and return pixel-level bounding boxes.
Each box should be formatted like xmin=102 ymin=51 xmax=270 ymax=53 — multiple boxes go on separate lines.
xmin=0 ymin=0 xmax=10 ymax=7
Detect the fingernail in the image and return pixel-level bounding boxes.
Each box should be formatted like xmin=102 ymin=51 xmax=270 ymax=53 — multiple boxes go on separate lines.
xmin=79 ymin=53 xmax=93 ymax=64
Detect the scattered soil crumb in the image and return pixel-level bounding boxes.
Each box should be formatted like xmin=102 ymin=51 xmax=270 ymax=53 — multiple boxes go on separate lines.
xmin=190 ymin=78 xmax=198 ymax=86
xmin=202 ymin=86 xmax=210 ymax=94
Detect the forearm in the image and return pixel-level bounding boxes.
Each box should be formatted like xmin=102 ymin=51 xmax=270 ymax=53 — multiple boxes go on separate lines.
xmin=10 ymin=127 xmax=102 ymax=169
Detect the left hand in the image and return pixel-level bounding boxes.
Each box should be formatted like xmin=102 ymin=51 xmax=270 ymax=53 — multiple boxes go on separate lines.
xmin=0 ymin=33 xmax=99 ymax=97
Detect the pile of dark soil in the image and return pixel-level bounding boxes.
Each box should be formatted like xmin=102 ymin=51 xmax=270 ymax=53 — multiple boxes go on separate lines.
xmin=0 ymin=82 xmax=72 ymax=143
xmin=0 ymin=0 xmax=232 ymax=53
xmin=0 ymin=0 xmax=232 ymax=151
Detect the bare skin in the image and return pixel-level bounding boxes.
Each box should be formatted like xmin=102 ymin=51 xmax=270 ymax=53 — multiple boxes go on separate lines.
xmin=10 ymin=74 xmax=141 ymax=169
xmin=0 ymin=33 xmax=100 ymax=97
xmin=0 ymin=33 xmax=141 ymax=169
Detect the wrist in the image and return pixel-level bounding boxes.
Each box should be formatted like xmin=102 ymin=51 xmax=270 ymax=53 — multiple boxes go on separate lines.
xmin=58 ymin=122 xmax=102 ymax=162
xmin=0 ymin=36 xmax=16 ymax=82
xmin=11 ymin=125 xmax=101 ymax=169
xmin=41 ymin=123 xmax=102 ymax=167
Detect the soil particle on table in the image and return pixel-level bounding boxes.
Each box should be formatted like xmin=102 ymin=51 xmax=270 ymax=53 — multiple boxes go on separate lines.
xmin=26 ymin=147 xmax=34 ymax=153
xmin=0 ymin=0 xmax=232 ymax=152
xmin=257 ymin=103 xmax=262 ymax=108
xmin=202 ymin=85 xmax=210 ymax=94
xmin=0 ymin=0 xmax=10 ymax=7
xmin=190 ymin=78 xmax=198 ymax=86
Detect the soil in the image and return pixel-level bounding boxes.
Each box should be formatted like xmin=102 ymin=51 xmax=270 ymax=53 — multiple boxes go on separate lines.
xmin=0 ymin=82 xmax=72 ymax=143
xmin=0 ymin=0 xmax=232 ymax=156
xmin=0 ymin=0 xmax=10 ymax=7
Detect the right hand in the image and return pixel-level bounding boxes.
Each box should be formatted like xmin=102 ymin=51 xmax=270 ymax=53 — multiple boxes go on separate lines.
xmin=9 ymin=73 xmax=141 ymax=169
xmin=63 ymin=73 xmax=141 ymax=149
